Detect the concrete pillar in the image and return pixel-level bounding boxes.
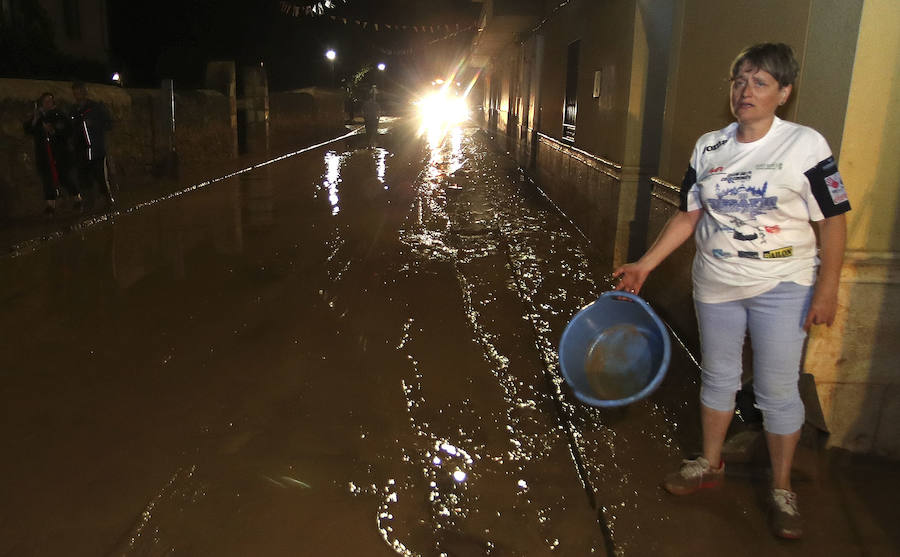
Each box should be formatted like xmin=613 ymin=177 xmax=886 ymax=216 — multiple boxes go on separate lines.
xmin=804 ymin=0 xmax=900 ymax=458
xmin=239 ymin=63 xmax=270 ymax=154
xmin=614 ymin=0 xmax=674 ymax=265
xmin=205 ymin=61 xmax=238 ymax=158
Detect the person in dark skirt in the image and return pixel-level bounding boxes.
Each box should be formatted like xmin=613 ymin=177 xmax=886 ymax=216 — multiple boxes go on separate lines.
xmin=23 ymin=92 xmax=81 ymax=216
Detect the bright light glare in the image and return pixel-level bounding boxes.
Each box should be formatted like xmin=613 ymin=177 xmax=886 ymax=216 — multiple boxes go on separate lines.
xmin=377 ymin=62 xmax=386 ymax=71
xmin=325 ymin=49 xmax=336 ymax=61
xmin=111 ymin=72 xmax=121 ymax=82
xmin=416 ymin=91 xmax=469 ymax=128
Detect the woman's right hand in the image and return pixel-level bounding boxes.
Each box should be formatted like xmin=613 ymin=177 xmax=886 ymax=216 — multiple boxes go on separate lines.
xmin=612 ymin=261 xmax=652 ymax=295
xmin=611 ymin=209 xmax=702 ymax=295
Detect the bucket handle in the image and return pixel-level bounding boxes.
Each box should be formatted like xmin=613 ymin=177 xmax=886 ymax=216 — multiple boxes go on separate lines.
xmin=602 ymin=290 xmax=643 ymax=304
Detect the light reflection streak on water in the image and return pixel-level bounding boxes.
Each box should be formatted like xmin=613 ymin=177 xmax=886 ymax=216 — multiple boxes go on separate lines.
xmin=321 ymin=150 xmax=343 ymax=216
xmin=317 ymin=150 xmax=352 ymax=282
xmin=375 ymin=148 xmax=387 ymax=184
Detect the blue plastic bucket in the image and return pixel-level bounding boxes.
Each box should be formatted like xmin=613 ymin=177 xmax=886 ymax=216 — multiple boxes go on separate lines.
xmin=559 ymin=291 xmax=671 ymax=407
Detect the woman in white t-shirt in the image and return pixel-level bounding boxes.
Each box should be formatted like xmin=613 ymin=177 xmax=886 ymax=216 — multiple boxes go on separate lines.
xmin=614 ymin=43 xmax=850 ymax=539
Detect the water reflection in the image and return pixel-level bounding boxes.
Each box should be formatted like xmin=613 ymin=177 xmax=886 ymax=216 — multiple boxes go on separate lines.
xmin=375 ymin=147 xmax=387 ymax=185
xmin=240 ymin=167 xmax=275 ymax=229
xmin=1 ymin=122 xmax=696 ymax=555
xmin=318 ymin=150 xmax=345 ymax=216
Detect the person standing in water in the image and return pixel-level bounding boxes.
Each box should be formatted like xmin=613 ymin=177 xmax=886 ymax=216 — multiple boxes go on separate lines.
xmin=362 ymin=88 xmax=380 ymax=148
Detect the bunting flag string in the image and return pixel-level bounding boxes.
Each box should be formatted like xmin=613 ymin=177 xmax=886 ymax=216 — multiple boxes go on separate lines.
xmin=279 ymin=0 xmax=347 ymax=17
xmin=278 ymin=0 xmax=476 ymax=41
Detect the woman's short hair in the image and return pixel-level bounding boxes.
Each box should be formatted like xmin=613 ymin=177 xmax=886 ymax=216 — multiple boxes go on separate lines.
xmin=730 ymin=43 xmax=799 ymax=87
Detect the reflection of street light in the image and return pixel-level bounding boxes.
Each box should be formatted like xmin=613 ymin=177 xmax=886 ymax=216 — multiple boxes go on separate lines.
xmin=325 ymin=49 xmax=337 ymax=85
xmin=377 ymin=62 xmax=386 ymax=71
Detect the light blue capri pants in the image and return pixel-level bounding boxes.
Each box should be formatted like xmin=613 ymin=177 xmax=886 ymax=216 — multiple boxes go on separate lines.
xmin=694 ymin=281 xmax=813 ymax=435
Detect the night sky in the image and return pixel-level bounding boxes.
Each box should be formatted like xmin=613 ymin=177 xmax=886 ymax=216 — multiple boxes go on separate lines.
xmin=107 ymin=0 xmax=481 ymax=93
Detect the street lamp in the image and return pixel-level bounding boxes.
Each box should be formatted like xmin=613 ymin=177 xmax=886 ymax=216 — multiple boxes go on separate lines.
xmin=377 ymin=62 xmax=386 ymax=71
xmin=325 ymin=49 xmax=337 ymax=85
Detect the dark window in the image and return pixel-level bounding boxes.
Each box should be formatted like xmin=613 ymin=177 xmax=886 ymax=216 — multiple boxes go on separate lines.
xmin=62 ymin=0 xmax=81 ymax=39
xmin=562 ymin=40 xmax=580 ymax=143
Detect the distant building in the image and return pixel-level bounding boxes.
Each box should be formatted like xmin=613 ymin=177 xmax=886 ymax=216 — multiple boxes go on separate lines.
xmin=1 ymin=0 xmax=109 ymax=64
xmin=39 ymin=0 xmax=109 ymax=63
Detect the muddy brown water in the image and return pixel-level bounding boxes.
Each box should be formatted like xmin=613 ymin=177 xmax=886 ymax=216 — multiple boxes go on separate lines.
xmin=1 ymin=121 xmax=895 ymax=556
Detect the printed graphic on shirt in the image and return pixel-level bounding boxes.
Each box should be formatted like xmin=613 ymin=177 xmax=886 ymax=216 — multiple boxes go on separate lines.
xmin=704 ymin=139 xmax=728 ymax=152
xmin=763 ymin=246 xmax=793 ymax=259
xmin=705 ymin=174 xmax=778 ymax=243
xmin=805 ymin=156 xmax=851 ymax=217
xmin=824 ymin=172 xmax=848 ymax=204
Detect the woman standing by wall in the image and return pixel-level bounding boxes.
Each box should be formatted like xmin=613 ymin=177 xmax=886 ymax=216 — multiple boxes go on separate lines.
xmin=614 ymin=43 xmax=850 ymax=539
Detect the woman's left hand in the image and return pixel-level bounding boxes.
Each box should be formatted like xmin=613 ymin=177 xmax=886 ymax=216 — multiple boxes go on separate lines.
xmin=803 ymin=287 xmax=838 ymax=331
xmin=804 ymin=214 xmax=847 ymax=331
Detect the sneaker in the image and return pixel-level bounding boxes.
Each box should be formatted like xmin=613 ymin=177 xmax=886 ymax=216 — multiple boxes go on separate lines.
xmin=663 ymin=457 xmax=724 ymax=495
xmin=770 ymin=488 xmax=803 ymax=539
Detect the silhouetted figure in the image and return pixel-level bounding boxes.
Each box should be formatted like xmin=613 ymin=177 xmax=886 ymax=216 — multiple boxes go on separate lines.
xmin=23 ymin=92 xmax=80 ymax=216
xmin=70 ymin=81 xmax=115 ymax=206
xmin=362 ymin=93 xmax=380 ymax=147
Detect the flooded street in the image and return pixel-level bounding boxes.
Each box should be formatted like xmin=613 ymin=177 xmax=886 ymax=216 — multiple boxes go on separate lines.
xmin=1 ymin=120 xmax=894 ymax=556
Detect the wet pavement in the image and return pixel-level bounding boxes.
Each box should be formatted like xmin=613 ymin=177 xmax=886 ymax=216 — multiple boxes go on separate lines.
xmin=1 ymin=119 xmax=897 ymax=556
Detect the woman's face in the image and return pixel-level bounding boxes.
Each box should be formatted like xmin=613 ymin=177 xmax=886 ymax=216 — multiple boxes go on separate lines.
xmin=730 ymin=61 xmax=791 ymax=127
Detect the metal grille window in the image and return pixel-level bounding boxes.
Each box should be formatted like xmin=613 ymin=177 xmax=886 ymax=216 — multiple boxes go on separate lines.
xmin=562 ymin=40 xmax=580 ymax=143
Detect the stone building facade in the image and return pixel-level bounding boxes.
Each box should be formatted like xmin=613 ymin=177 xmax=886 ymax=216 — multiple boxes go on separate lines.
xmin=469 ymin=0 xmax=900 ymax=458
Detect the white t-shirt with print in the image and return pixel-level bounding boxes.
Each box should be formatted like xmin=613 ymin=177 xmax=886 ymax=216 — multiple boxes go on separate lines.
xmin=680 ymin=116 xmax=851 ymax=303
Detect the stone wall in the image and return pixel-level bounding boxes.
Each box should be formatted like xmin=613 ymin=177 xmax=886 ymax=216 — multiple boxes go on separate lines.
xmin=0 ymin=79 xmax=235 ymax=220
xmin=1 ymin=79 xmax=347 ymax=221
xmin=269 ymin=87 xmax=345 ymax=150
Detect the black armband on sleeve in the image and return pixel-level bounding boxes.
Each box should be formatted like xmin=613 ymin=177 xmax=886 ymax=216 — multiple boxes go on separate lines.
xmin=805 ymin=156 xmax=851 ymax=217
xmin=679 ymin=165 xmax=697 ymax=211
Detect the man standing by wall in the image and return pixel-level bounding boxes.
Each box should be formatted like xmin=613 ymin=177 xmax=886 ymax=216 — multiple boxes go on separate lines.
xmin=70 ymin=81 xmax=114 ymax=206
